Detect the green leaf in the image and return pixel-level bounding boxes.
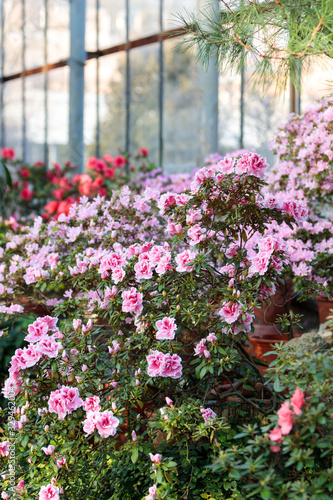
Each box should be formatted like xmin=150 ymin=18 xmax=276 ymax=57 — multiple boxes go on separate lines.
xmin=156 ymin=467 xmax=163 ymax=483
xmin=131 ymin=447 xmax=138 ymax=464
xmin=164 ymin=471 xmax=173 ymax=484
xmin=21 ymin=434 xmax=29 ymax=448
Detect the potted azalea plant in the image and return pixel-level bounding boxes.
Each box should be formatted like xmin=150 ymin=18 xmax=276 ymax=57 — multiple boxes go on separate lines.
xmin=0 ymin=152 xmax=307 ymax=499
xmin=267 ymin=95 xmax=333 ymax=324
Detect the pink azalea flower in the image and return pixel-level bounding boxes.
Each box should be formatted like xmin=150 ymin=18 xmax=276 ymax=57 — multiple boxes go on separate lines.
xmin=277 ymin=401 xmax=295 ymax=435
xmin=26 ymin=319 xmax=49 ymax=343
xmin=269 ymin=427 xmax=284 ymax=452
xmin=290 ymin=387 xmax=305 ymax=416
xmin=56 ymin=456 xmax=67 ymax=468
xmin=82 ymin=411 xmax=100 ymax=436
xmin=42 ymin=445 xmax=56 ymax=455
xmin=149 ymin=453 xmax=162 ymax=464
xmin=160 ymin=353 xmax=182 ymax=379
xmin=145 ymin=484 xmax=158 ymax=500
xmin=147 ymin=350 xmax=165 ymax=377
xmin=175 ymin=249 xmax=197 ymax=272
xmin=96 ymin=410 xmax=120 ymax=438
xmin=38 ymin=484 xmax=60 ymax=500
xmin=219 ymin=301 xmax=241 ymax=324
xmin=200 ymin=407 xmax=217 ymax=424
xmin=0 ymin=441 xmax=10 ymax=457
xmin=134 ymin=259 xmax=153 ymax=280
xmin=36 ymin=337 xmax=62 ymax=358
xmin=156 ymin=317 xmax=177 ymax=340
xmin=122 ymin=288 xmax=143 ymax=314
xmin=83 ymin=396 xmax=101 ymax=413
xmin=165 ymin=397 xmax=173 ymax=406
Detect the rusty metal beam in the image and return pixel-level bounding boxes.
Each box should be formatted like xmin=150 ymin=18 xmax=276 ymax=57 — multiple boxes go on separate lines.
xmin=0 ymin=27 xmax=187 ymax=84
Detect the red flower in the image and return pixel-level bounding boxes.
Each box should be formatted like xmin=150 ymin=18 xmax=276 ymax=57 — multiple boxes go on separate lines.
xmin=138 ymin=147 xmax=149 ymax=157
xmin=113 ymin=155 xmax=126 ymax=168
xmin=1 ymin=148 xmax=15 ymax=159
xmin=104 ymin=167 xmax=115 ymax=179
xmin=19 ymin=167 xmax=31 ymax=178
xmin=44 ymin=200 xmax=60 ymax=215
xmin=98 ymin=187 xmax=107 ymax=197
xmin=52 ymin=188 xmax=65 ymax=201
xmin=20 ymin=182 xmax=33 ymax=201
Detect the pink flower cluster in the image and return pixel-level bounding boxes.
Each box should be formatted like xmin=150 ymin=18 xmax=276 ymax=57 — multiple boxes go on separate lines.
xmin=200 ymin=407 xmax=217 ymax=424
xmin=145 ymin=485 xmax=158 ymax=500
xmin=82 ymin=409 xmax=119 ymax=438
xmin=147 ymin=350 xmax=182 ymax=379
xmin=269 ymin=387 xmax=306 ymax=452
xmin=48 ymin=386 xmax=83 ymax=420
xmin=156 ymin=317 xmax=177 ymax=340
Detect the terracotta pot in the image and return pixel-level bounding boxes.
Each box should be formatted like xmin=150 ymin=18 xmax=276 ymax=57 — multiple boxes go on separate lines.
xmin=254 ymin=280 xmax=293 ymax=327
xmin=316 ymin=297 xmax=333 ymax=324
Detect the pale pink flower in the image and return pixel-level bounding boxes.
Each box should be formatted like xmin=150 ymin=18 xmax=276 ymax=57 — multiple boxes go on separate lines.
xmin=82 ymin=411 xmax=99 ymax=436
xmin=158 ymin=192 xmax=177 ymax=214
xmin=122 ymin=288 xmax=143 ymax=314
xmin=156 ymin=317 xmax=177 ymax=340
xmin=147 ymin=350 xmax=165 ymax=377
xmin=155 ymin=254 xmax=172 ymax=275
xmin=96 ymin=410 xmax=120 ymax=438
xmin=36 ymin=337 xmax=62 ymax=358
xmin=26 ymin=319 xmax=49 ymax=343
xmin=145 ymin=485 xmax=158 ymax=500
xmin=175 ymin=249 xmax=197 ymax=272
xmin=134 ymin=259 xmax=153 ymax=280
xmin=160 ymin=353 xmax=182 ymax=379
xmin=218 ymin=157 xmax=235 ymax=174
xmin=219 ymin=301 xmax=241 ymax=324
xmin=42 ymin=445 xmax=55 ymax=455
xmin=38 ymin=484 xmax=60 ymax=500
xmin=249 ymin=251 xmax=271 ymax=276
xmin=165 ymin=397 xmax=173 ymax=406
xmin=194 ymin=339 xmax=207 ymax=357
xmin=108 ymin=340 xmax=120 ymax=355
xmin=277 ymin=401 xmax=295 ymax=435
xmin=132 ymin=430 xmax=137 ymax=441
xmin=83 ymin=396 xmax=101 ymax=413
xmin=112 ymin=266 xmax=125 ymax=283
xmin=21 ymin=344 xmax=42 ymax=368
xmin=56 ymin=456 xmax=67 ymax=467
xmin=149 ymin=453 xmax=162 ymax=464
xmin=187 ymin=224 xmax=205 ymax=244
xmin=235 ymin=152 xmax=268 ymax=178
xmin=186 ymin=209 xmax=202 ymax=225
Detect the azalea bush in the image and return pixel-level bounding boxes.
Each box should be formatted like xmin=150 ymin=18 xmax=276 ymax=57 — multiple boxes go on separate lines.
xmin=0 ymin=152 xmax=308 ymax=499
xmin=214 ymin=346 xmax=333 ymax=499
xmin=266 ymin=96 xmax=333 ymax=299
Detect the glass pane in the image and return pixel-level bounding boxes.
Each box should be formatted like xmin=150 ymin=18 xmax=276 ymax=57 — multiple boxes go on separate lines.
xmin=130 ymin=45 xmax=159 ymax=163
xmin=48 ymin=0 xmax=70 ymax=62
xmin=99 ymin=52 xmax=126 ymax=156
xmin=3 ymin=80 xmax=23 ymax=158
xmin=243 ymin=69 xmax=290 ymax=165
xmin=164 ymin=40 xmax=201 ymax=172
xmin=129 ymin=0 xmax=159 ymax=39
xmin=84 ymin=58 xmax=98 ymax=159
xmin=25 ymin=74 xmax=45 ymax=163
xmin=47 ymin=66 xmax=69 ymax=165
xmin=218 ymin=70 xmax=241 ymax=155
xmin=164 ymin=0 xmax=197 ymax=31
xmin=26 ymin=0 xmax=45 ymax=68
xmin=4 ymin=0 xmax=23 ymax=74
xmin=86 ymin=0 xmax=97 ymax=52
xmin=301 ymin=58 xmax=333 ymax=111
xmin=100 ymin=0 xmax=126 ymax=47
